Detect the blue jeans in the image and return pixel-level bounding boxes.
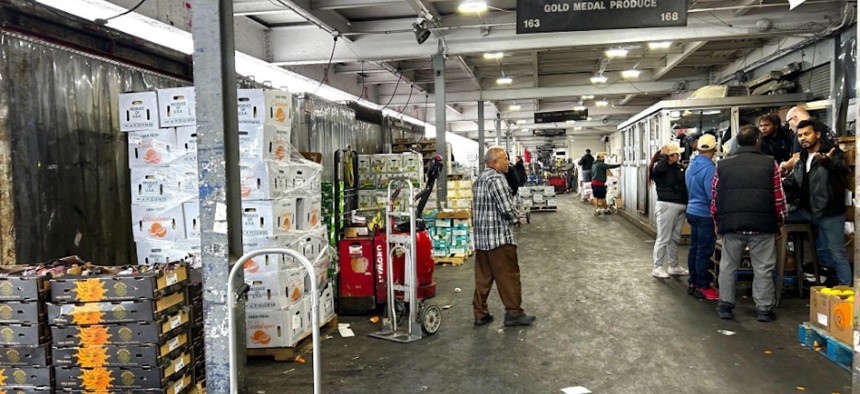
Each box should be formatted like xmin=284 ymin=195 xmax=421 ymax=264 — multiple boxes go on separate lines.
xmin=792 ymin=210 xmax=852 ymax=285
xmin=687 ymin=214 xmax=716 ymax=288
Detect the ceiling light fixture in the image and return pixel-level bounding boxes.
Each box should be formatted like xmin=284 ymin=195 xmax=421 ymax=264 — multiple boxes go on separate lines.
xmin=590 ymin=74 xmax=608 ymax=84
xmin=496 ymin=75 xmax=513 ymax=85
xmin=605 ymin=48 xmax=628 ymax=58
xmin=484 ymin=52 xmax=504 ymax=60
xmin=574 ymin=127 xmax=583 ymax=130
xmin=621 ymin=69 xmax=641 ymax=79
xmin=573 ymin=103 xmax=586 ymax=111
xmin=509 ymin=104 xmax=521 ymax=111
xmin=648 ymin=41 xmax=673 ymax=50
xmin=516 ymin=119 xmax=526 ymax=124
xmin=565 ymin=120 xmax=577 ymax=124
xmin=581 ymin=95 xmax=594 ymax=100
xmin=595 ymin=99 xmax=609 ymax=107
xmin=458 ymin=0 xmax=488 ymax=13
xmin=586 ymin=117 xmax=593 ymax=121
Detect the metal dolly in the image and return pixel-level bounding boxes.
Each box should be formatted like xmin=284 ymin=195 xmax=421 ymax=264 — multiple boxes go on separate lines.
xmin=370 ymin=178 xmax=441 ymax=343
xmin=228 ymin=242 xmax=328 ymax=394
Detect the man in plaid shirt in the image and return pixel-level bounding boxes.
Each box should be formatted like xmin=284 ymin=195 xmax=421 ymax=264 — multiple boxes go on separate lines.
xmin=711 ymin=125 xmax=787 ymax=322
xmin=472 ymin=147 xmax=536 ymax=327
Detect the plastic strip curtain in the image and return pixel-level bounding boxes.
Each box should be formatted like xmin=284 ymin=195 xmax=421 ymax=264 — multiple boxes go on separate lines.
xmin=304 ymin=96 xmax=383 ymax=180
xmin=0 ymin=31 xmax=185 ymax=265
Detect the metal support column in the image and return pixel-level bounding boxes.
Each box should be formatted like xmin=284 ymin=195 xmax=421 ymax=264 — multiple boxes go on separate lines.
xmin=434 ymin=53 xmax=447 ymax=206
xmin=852 ymin=19 xmax=860 ymax=394
xmin=505 ymin=123 xmax=511 ymax=154
xmin=191 ymin=1 xmax=244 ymax=392
xmin=478 ymin=101 xmax=485 ymax=172
xmin=495 ymin=113 xmax=501 ymax=147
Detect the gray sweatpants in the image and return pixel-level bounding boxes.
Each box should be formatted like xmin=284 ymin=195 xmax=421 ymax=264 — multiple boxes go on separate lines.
xmin=718 ymin=233 xmax=776 ymax=311
xmin=653 ymin=201 xmax=687 ymax=269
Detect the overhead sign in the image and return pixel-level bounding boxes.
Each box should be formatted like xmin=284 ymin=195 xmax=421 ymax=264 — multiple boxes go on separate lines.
xmin=517 ymin=0 xmax=688 ymax=34
xmin=534 ymin=109 xmax=588 ymax=124
xmin=534 ymin=129 xmax=566 ymax=136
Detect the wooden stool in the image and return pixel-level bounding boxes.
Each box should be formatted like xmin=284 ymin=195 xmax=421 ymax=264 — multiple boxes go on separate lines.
xmin=775 ymin=223 xmax=820 ymax=307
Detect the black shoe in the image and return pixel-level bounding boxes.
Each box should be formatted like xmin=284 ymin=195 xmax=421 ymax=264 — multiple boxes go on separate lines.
xmin=504 ymin=313 xmax=536 ymax=326
xmin=687 ymin=284 xmax=697 ymax=296
xmin=474 ymin=314 xmax=494 ymax=326
xmin=757 ymin=310 xmax=776 ymax=322
xmin=718 ymin=303 xmax=734 ymax=320
xmin=692 ymin=288 xmax=706 ymax=300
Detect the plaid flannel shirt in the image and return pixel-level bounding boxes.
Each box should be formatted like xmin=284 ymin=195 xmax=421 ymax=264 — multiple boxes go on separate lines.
xmin=473 ymin=168 xmax=519 ymax=251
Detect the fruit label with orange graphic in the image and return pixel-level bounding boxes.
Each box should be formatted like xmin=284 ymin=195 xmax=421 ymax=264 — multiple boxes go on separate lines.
xmin=132 ymin=204 xmax=185 ymax=242
xmin=265 ymin=91 xmax=292 ymax=126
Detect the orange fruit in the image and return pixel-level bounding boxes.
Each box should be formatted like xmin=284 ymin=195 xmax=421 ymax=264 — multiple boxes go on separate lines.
xmin=275 ymin=108 xmax=286 ymax=123
xmin=149 ymin=223 xmax=167 ymax=238
xmin=143 ymin=149 xmax=161 ymax=164
xmin=250 ymin=330 xmax=271 ymax=345
xmin=244 ymin=259 xmax=259 ymax=273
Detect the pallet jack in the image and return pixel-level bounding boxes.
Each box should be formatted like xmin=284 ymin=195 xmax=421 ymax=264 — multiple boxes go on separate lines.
xmin=369 ymin=155 xmax=444 ymax=342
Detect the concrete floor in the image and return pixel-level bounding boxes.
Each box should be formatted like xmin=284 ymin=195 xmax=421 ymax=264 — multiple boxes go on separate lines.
xmin=247 ymin=193 xmax=851 ymax=393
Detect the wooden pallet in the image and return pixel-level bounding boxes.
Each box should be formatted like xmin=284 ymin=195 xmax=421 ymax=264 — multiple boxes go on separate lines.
xmin=247 ymin=315 xmax=338 ymax=362
xmin=798 ymin=322 xmax=852 ymax=372
xmin=435 ymin=254 xmax=467 ymax=266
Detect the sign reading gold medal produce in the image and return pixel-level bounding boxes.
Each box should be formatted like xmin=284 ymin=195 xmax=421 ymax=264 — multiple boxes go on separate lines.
xmin=517 ymin=0 xmax=687 ymax=34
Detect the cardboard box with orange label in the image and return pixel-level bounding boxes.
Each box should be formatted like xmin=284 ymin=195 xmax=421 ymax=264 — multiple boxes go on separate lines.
xmin=828 ymin=286 xmax=855 ymax=345
xmin=239 ymin=161 xmax=291 ymax=201
xmin=245 ymin=268 xmax=306 ymax=311
xmin=809 ymin=286 xmax=831 ymax=331
xmin=127 ymin=129 xmax=179 ymax=168
xmin=241 ymin=199 xmax=297 ymax=238
xmin=131 ymin=204 xmax=186 ymax=242
xmin=238 ymin=124 xmax=291 ymax=163
xmin=263 ymin=89 xmax=292 ymax=127
xmin=296 ymin=196 xmax=322 ymax=231
xmin=157 ymin=87 xmax=196 ymax=127
xmin=119 ymin=92 xmax=159 ymax=132
xmin=246 ymin=301 xmax=306 ymax=348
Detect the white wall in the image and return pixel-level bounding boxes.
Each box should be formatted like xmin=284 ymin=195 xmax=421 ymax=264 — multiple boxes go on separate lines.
xmin=567 ymin=137 xmax=606 ymax=162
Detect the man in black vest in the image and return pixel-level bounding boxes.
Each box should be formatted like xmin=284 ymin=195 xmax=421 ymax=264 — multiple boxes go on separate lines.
xmin=782 ymin=119 xmax=852 ymax=286
xmin=712 ymin=125 xmax=787 ymax=322
xmin=578 ymin=149 xmax=595 ymax=182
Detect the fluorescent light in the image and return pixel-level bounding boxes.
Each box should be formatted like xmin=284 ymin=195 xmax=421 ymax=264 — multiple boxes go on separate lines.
xmin=595 ymin=99 xmax=609 ymax=107
xmin=509 ymin=104 xmax=521 ymax=111
xmin=590 ymin=75 xmax=608 ymax=84
xmin=566 ymin=120 xmax=577 ymax=124
xmin=522 ymin=128 xmax=530 ymax=131
xmin=574 ymin=127 xmax=583 ymax=131
xmin=605 ymin=48 xmax=628 ymax=58
xmin=496 ymin=76 xmax=513 ymax=85
xmin=621 ymin=69 xmax=641 ymax=79
xmin=586 ymin=117 xmax=593 ymax=121
xmin=702 ymin=109 xmax=722 ymax=115
xmin=516 ymin=120 xmax=526 ymax=124
xmin=484 ymin=52 xmax=504 ymax=60
xmin=581 ymin=95 xmax=595 ymax=100
xmin=458 ymin=0 xmax=488 ymax=13
xmin=573 ymin=105 xmax=586 ymax=111
xmin=648 ymin=41 xmax=673 ymax=50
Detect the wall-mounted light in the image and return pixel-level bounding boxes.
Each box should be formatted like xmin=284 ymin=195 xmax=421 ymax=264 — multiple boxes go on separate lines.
xmin=621 ymin=69 xmax=641 ymax=79
xmin=484 ymin=52 xmax=504 ymax=60
xmin=605 ymin=48 xmax=628 ymax=58
xmin=590 ymin=74 xmax=607 ymax=84
xmin=595 ymin=99 xmax=609 ymax=107
xmin=648 ymin=41 xmax=673 ymax=50
xmin=458 ymin=0 xmax=488 ymax=13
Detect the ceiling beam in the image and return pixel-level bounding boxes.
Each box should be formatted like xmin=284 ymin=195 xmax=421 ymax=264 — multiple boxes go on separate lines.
xmin=733 ymin=0 xmax=763 ymax=17
xmin=654 ymin=41 xmax=707 ymax=80
xmin=268 ymin=8 xmax=841 ymax=65
xmin=314 ymin=0 xmax=434 ymax=10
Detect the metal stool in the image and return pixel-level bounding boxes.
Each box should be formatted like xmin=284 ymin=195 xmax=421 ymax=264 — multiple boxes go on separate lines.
xmin=775 ymin=223 xmax=821 ymax=307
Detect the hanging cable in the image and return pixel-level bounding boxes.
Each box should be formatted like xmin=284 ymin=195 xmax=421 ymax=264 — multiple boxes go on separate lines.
xmin=381 ymin=70 xmax=404 ymax=110
xmin=313 ymin=36 xmax=339 ymax=96
xmin=94 ymin=0 xmax=149 ymax=25
xmin=357 ymin=61 xmax=366 ymax=101
xmin=399 ymin=85 xmax=415 ymax=115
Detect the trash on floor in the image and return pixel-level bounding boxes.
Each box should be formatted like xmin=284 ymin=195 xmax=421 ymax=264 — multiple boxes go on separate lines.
xmin=295 ymin=356 xmax=306 ymax=364
xmin=561 ymin=386 xmax=591 ymax=394
xmin=454 ymin=288 xmax=462 ymax=293
xmin=717 ymin=330 xmax=736 ymax=336
xmin=369 ymin=316 xmax=380 ymax=323
xmin=282 ymin=369 xmax=295 ymax=375
xmin=339 ymin=323 xmax=356 ymax=337
xmin=763 ymin=350 xmax=772 ymax=355
xmin=442 ymin=305 xmax=453 ymax=310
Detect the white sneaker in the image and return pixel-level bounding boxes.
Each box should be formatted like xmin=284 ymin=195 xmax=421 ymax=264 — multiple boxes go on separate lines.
xmin=668 ymin=266 xmax=689 ymax=276
xmin=652 ymin=267 xmax=669 ymax=279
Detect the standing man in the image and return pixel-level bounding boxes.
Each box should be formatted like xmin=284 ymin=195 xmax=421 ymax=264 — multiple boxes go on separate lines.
xmin=685 ymin=134 xmax=718 ymax=299
xmin=782 ymin=119 xmax=852 ymax=286
xmin=472 ymin=147 xmax=536 ymax=327
xmin=578 ymin=149 xmax=595 ymax=182
xmin=757 ymin=114 xmax=793 ymax=164
xmin=781 ymin=105 xmax=838 ymax=173
xmin=591 ymin=152 xmax=622 ymax=215
xmin=514 ymin=156 xmax=528 ymax=187
xmin=712 ymin=125 xmax=787 ymax=322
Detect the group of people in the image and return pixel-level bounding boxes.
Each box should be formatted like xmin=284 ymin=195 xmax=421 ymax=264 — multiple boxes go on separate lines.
xmin=651 ymin=105 xmax=851 ymax=322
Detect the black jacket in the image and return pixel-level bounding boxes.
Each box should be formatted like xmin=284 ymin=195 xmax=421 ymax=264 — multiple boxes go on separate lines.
xmin=578 ymin=154 xmax=595 ymax=171
xmin=514 ymin=161 xmax=527 ymax=186
xmin=714 ymin=147 xmax=779 ymax=234
xmin=650 ymin=155 xmax=688 ymax=204
xmin=759 ymin=128 xmax=794 ymax=164
xmin=505 ymin=166 xmax=520 ymax=196
xmin=782 ymin=139 xmax=850 ymax=218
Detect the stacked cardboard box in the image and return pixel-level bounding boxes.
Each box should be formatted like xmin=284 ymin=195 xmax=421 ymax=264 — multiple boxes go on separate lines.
xmin=357 ymin=152 xmax=424 ymax=211
xmin=49 ymin=263 xmax=192 ymax=393
xmin=445 ymin=180 xmax=473 ymax=211
xmin=428 ymin=210 xmax=473 ymax=259
xmin=187 ymin=280 xmax=204 ymax=387
xmin=0 ymin=266 xmax=53 ymax=392
xmin=518 ymin=186 xmax=557 ymax=209
xmin=809 ymin=286 xmax=854 ymax=345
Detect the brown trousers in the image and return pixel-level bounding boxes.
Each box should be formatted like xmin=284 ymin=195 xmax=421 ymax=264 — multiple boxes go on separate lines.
xmin=473 ymin=244 xmax=524 ymax=319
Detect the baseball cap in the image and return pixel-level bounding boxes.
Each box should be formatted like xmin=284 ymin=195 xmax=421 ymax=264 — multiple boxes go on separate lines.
xmin=664 ymin=143 xmax=685 ymax=156
xmin=697 ymin=134 xmax=717 ymax=151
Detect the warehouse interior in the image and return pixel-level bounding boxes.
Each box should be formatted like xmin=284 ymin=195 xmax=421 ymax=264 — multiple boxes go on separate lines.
xmin=0 ymin=0 xmax=857 ymax=393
